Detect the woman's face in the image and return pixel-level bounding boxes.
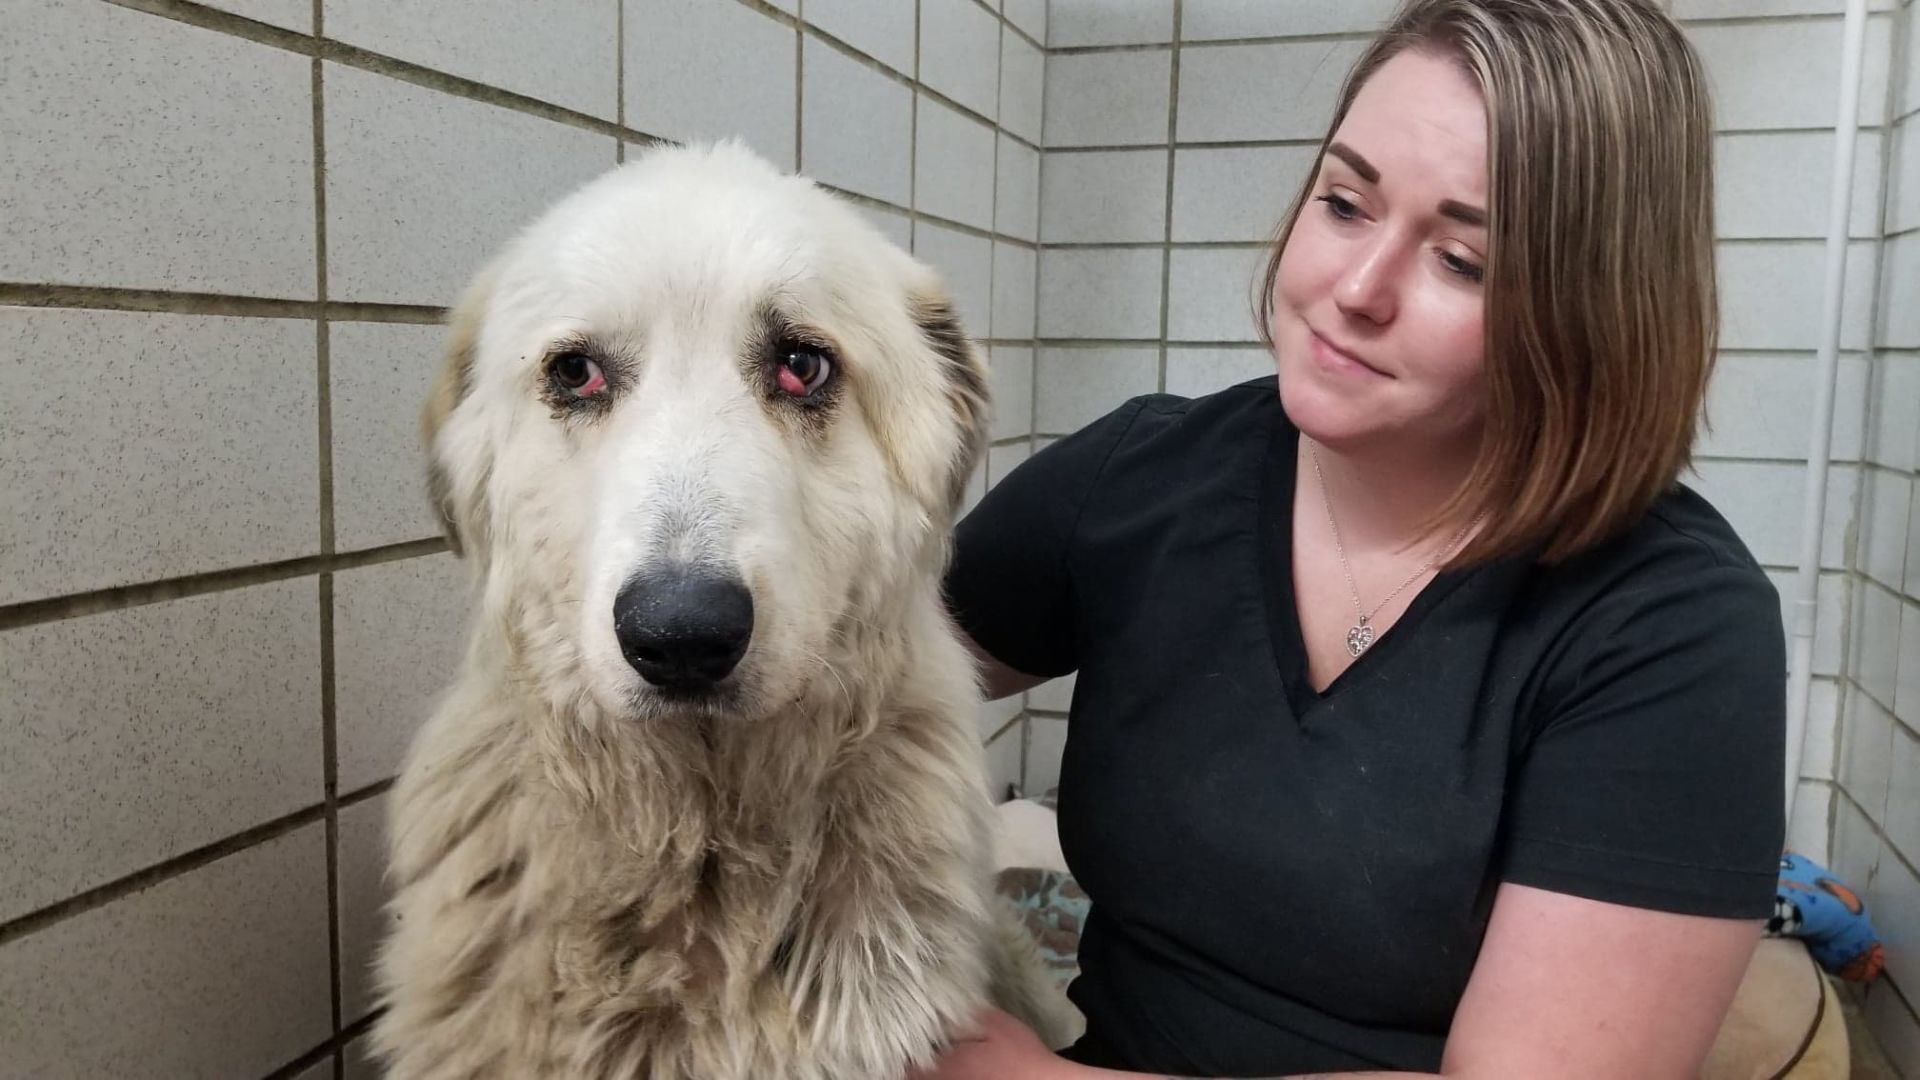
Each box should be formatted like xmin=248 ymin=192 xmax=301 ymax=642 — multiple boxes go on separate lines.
xmin=1270 ymin=48 xmax=1491 ymax=453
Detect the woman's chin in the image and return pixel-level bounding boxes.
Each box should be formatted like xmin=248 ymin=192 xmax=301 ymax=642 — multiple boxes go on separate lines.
xmin=1277 ymin=370 xmax=1387 ymax=447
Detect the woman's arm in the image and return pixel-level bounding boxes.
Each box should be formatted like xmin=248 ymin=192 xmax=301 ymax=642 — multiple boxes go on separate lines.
xmin=919 ymin=881 xmax=1761 ymax=1080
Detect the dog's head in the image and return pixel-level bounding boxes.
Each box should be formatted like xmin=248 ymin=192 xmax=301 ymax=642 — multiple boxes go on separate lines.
xmin=423 ymin=142 xmax=988 ymax=728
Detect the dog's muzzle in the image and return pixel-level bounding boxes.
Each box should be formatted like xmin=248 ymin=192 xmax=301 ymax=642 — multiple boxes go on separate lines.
xmin=613 ymin=568 xmax=755 ymax=693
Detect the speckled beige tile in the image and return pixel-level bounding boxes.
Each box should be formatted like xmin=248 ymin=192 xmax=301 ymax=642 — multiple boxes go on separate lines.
xmin=1036 ymin=347 xmax=1160 ymax=433
xmin=325 ymin=63 xmax=616 ymax=306
xmin=996 ymin=135 xmax=1041 ymax=242
xmin=985 ymin=721 xmax=1025 ymax=799
xmin=993 ymin=243 xmax=1037 ymax=341
xmin=1687 ymin=16 xmax=1892 ymax=132
xmin=345 ymin=1032 xmax=385 ymax=1080
xmin=334 ymin=554 xmax=474 ymax=790
xmin=291 ymin=1057 xmax=336 ymax=1080
xmin=329 ymin=0 xmax=617 ymax=119
xmin=1044 ymin=49 xmax=1170 ymax=147
xmin=914 ymin=222 xmax=995 ymax=340
xmin=337 ymin=790 xmax=393 ymax=1023
xmin=626 ymin=0 xmax=797 ymax=168
xmin=202 ymin=0 xmax=312 ymax=31
xmin=0 ymin=0 xmax=314 ymax=297
xmin=0 ymin=579 xmax=321 ymax=922
xmin=1000 ymin=31 xmax=1046 ymax=145
xmin=0 ymin=308 xmax=319 ymax=605
xmin=1025 ymin=716 xmax=1067 ymax=794
xmin=1040 ymin=148 xmax=1169 ymax=244
xmin=804 ymin=0 xmax=917 ymax=76
xmin=1167 ymin=246 xmax=1268 ymax=342
xmin=331 ymin=321 xmax=449 ymax=551
xmin=990 ymin=346 xmax=1035 ymax=441
xmin=920 ymin=0 xmax=1002 ymax=118
xmin=916 ymin=96 xmax=997 ymax=232
xmin=802 ymin=35 xmax=914 ymax=206
xmin=1166 ymin=346 xmax=1274 ymax=398
xmin=1036 ymin=248 xmax=1165 ymax=340
xmin=1180 ymin=0 xmax=1399 ymax=39
xmin=0 ymin=826 xmax=331 ymax=1079
xmin=1178 ymin=38 xmax=1366 ymax=142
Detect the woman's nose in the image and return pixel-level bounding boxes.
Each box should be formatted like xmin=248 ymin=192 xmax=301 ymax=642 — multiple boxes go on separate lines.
xmin=1332 ymin=240 xmax=1400 ymax=326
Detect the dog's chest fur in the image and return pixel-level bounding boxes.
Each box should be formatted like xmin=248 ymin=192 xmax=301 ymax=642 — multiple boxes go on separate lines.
xmin=372 ymin=684 xmax=994 ymax=1080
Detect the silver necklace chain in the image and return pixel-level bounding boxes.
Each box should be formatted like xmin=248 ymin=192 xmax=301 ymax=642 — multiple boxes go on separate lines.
xmin=1307 ymin=441 xmax=1483 ymax=658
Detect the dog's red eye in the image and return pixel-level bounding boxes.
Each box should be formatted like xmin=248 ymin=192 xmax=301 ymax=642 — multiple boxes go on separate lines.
xmin=775 ymin=344 xmax=834 ymax=398
xmin=552 ymin=351 xmax=606 ymax=397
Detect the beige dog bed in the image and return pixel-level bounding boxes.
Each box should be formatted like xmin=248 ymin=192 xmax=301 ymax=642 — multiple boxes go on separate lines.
xmin=991 ymin=797 xmax=1850 ymax=1079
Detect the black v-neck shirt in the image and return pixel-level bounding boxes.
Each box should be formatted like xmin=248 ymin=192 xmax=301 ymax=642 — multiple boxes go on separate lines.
xmin=944 ymin=380 xmax=1786 ymax=1076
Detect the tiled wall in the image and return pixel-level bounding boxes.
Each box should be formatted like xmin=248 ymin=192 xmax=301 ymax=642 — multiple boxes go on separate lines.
xmin=1839 ymin=0 xmax=1920 ymax=1068
xmin=0 ymin=0 xmax=1042 ymax=1075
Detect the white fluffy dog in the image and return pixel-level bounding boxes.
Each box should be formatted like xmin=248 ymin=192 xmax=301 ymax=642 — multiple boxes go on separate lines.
xmin=370 ymin=141 xmax=1072 ymax=1079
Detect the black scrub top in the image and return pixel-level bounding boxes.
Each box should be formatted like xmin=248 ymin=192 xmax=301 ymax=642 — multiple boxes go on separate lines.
xmin=943 ymin=379 xmax=1786 ymax=1076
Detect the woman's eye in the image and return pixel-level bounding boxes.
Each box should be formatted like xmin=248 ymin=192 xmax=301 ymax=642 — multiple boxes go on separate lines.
xmin=774 ymin=342 xmax=835 ymax=398
xmin=1315 ymin=193 xmax=1360 ymax=222
xmin=1439 ymin=250 xmax=1486 ymax=284
xmin=551 ymin=351 xmax=607 ymax=397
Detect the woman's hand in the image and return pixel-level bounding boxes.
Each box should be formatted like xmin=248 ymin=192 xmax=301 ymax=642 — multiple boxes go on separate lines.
xmin=909 ymin=1007 xmax=1081 ymax=1080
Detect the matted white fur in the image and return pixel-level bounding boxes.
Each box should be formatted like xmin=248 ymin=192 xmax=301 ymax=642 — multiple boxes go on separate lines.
xmin=371 ymin=141 xmax=1077 ymax=1079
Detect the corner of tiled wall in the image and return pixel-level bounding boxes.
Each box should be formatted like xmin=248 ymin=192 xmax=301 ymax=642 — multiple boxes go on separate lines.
xmin=0 ymin=0 xmax=1045 ymax=1074
xmin=1828 ymin=0 xmax=1920 ymax=1066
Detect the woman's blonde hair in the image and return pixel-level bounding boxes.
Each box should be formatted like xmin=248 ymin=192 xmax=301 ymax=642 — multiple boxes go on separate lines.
xmin=1258 ymin=0 xmax=1719 ymax=565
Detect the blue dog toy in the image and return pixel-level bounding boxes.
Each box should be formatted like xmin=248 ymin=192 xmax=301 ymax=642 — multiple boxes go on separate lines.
xmin=1766 ymin=851 xmax=1884 ymax=982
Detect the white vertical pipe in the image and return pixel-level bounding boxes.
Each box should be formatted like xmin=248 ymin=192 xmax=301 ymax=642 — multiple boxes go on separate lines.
xmin=1783 ymin=0 xmax=1872 ymax=823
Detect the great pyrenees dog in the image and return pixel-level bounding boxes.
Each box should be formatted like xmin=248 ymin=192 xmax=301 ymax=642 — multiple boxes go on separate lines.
xmin=369 ymin=141 xmax=1074 ymax=1079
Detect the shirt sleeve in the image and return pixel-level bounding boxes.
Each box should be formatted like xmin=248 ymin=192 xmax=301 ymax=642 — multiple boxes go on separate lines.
xmin=942 ymin=397 xmax=1149 ymax=680
xmin=1498 ymin=559 xmax=1787 ymax=919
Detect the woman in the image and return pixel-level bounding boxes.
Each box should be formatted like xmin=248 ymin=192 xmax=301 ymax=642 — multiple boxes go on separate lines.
xmin=922 ymin=0 xmax=1785 ymax=1077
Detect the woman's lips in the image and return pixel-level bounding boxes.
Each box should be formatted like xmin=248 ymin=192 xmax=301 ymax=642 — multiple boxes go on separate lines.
xmin=1308 ymin=330 xmax=1389 ymax=378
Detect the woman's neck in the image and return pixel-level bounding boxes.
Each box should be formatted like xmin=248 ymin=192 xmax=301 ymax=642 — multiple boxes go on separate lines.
xmin=1300 ymin=430 xmax=1482 ymax=556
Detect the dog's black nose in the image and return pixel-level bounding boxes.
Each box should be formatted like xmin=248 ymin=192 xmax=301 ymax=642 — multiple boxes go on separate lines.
xmin=613 ymin=571 xmax=754 ymax=691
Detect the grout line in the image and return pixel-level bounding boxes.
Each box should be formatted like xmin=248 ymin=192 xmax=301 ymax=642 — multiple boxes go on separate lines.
xmin=309 ymin=33 xmax=348 ymax=1062
xmin=1035 ymin=337 xmax=1262 ymax=348
xmin=339 ymin=776 xmax=398 ymax=810
xmin=794 ymin=0 xmax=804 ymax=172
xmin=987 ymin=3 xmax=1003 ymax=341
xmin=0 ymin=803 xmax=329 ymax=947
xmin=262 ymin=1010 xmax=382 ymax=1080
xmin=0 ymin=538 xmax=449 ymax=631
xmin=788 ymin=17 xmax=1043 ymax=157
xmin=616 ymin=0 xmax=626 ymax=165
xmin=1157 ymin=0 xmax=1183 ymax=395
xmin=1050 ymin=137 xmax=1325 ymax=153
xmin=1678 ymin=9 xmax=1890 ymax=28
xmin=1045 ymin=238 xmax=1265 ymax=250
xmin=0 ymin=283 xmax=445 ymax=323
xmin=262 ymin=1037 xmax=337 ymax=1080
xmin=987 ymin=712 xmax=1025 ymax=743
xmin=1048 ymin=29 xmax=1379 ymax=55
xmin=1000 ymin=7 xmax=1042 ymax=53
xmin=909 ymin=0 xmax=922 ymax=251
xmin=1833 ymin=783 xmax=1920 ymax=889
xmin=321 ymin=572 xmax=344 ymax=1052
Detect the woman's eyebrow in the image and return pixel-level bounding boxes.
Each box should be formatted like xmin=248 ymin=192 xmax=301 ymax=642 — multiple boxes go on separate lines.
xmin=1329 ymin=140 xmax=1486 ymax=227
xmin=1326 ymin=141 xmax=1378 ymax=183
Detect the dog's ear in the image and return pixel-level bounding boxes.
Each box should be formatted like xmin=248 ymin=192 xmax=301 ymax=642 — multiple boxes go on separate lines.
xmin=907 ymin=294 xmax=991 ymax=518
xmin=421 ymin=264 xmax=498 ymax=558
